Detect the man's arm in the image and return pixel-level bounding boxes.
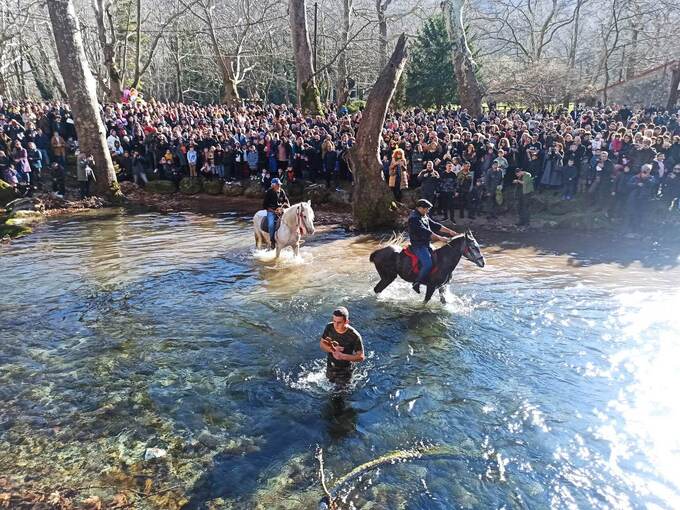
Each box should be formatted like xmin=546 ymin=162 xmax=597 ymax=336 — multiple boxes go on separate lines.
xmin=429 ymin=218 xmax=458 ymax=239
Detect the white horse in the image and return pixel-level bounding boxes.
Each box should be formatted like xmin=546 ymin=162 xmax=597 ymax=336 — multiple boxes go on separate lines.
xmin=253 ymin=201 xmax=316 ymax=258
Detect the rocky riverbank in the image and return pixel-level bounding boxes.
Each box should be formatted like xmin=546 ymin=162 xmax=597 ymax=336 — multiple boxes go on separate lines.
xmin=2 ymin=176 xmax=679 ymax=243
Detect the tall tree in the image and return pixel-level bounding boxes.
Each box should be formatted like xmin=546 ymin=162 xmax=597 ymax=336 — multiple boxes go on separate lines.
xmin=289 ymin=0 xmax=323 ymax=114
xmin=348 ymin=33 xmax=408 ymax=231
xmin=92 ymin=0 xmax=124 ymax=101
xmin=442 ymin=0 xmax=482 ymax=116
xmin=375 ymin=0 xmax=392 ymax=71
xmin=667 ymin=62 xmax=680 ymax=111
xmin=406 ymin=14 xmax=457 ymax=108
xmin=47 ymin=0 xmax=121 ymax=200
xmin=335 ymin=0 xmax=352 ymax=106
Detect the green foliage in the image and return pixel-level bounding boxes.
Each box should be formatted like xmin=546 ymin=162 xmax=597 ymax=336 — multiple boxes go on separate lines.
xmin=405 ymin=15 xmax=457 ymax=108
xmin=345 ymin=100 xmax=366 ymax=113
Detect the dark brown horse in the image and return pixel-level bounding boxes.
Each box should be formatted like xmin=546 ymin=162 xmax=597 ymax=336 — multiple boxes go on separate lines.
xmin=369 ymin=230 xmax=485 ymax=303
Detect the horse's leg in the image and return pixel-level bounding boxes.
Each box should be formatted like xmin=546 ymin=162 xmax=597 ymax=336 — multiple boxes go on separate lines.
xmin=424 ymin=285 xmax=436 ymax=303
xmin=293 ymin=241 xmax=300 ymax=257
xmin=438 ymin=286 xmax=447 ymax=304
xmin=374 ymin=273 xmax=397 ymax=294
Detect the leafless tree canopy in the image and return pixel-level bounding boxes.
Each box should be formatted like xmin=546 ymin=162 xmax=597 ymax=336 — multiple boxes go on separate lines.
xmin=1 ymin=0 xmax=678 ymax=106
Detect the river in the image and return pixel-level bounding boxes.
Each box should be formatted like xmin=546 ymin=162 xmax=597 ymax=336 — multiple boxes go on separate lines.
xmin=1 ymin=209 xmax=679 ymax=509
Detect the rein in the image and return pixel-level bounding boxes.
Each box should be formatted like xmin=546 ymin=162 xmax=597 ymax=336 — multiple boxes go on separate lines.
xmin=296 ymin=204 xmax=307 ymax=236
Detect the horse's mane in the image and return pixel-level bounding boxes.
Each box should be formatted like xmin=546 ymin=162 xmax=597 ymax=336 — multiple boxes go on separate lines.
xmin=378 ymin=232 xmax=407 ymax=248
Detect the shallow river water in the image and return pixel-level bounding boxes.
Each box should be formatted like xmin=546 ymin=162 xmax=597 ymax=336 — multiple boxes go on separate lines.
xmin=1 ymin=209 xmax=679 ymax=509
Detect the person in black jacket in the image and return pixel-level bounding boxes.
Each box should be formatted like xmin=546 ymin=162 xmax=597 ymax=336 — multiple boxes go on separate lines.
xmin=407 ymin=199 xmax=458 ymax=294
xmin=262 ymin=178 xmax=289 ymax=248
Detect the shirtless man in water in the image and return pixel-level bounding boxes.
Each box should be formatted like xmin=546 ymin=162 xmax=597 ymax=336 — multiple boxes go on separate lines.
xmin=319 ymin=307 xmax=365 ymax=385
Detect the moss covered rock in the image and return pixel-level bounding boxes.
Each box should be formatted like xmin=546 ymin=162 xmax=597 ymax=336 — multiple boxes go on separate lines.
xmin=146 ymin=180 xmax=177 ymax=194
xmin=304 ymin=183 xmax=330 ymax=205
xmin=223 ymin=181 xmax=244 ymax=196
xmin=202 ymin=179 xmax=223 ymax=195
xmin=0 ymin=179 xmax=17 ymax=206
xmin=179 ymin=177 xmax=202 ymax=195
xmin=285 ymin=180 xmax=306 ymax=200
xmin=244 ymin=182 xmax=265 ymax=199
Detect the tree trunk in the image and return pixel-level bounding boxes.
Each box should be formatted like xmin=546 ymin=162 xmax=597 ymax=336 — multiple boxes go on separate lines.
xmin=335 ymin=0 xmax=352 ymax=106
xmin=47 ymin=0 xmax=121 ymax=200
xmin=625 ymin=24 xmax=638 ymax=80
xmin=25 ymin=48 xmax=54 ymax=100
xmin=668 ymin=63 xmax=680 ymax=111
xmin=221 ymin=76 xmax=240 ymax=105
xmin=289 ymin=0 xmax=323 ymax=114
xmin=442 ymin=0 xmax=483 ymax=117
xmin=348 ymin=33 xmax=408 ymax=231
xmin=376 ymin=0 xmax=388 ymax=71
xmin=567 ymin=0 xmax=582 ymax=70
xmin=93 ymin=0 xmax=124 ymax=102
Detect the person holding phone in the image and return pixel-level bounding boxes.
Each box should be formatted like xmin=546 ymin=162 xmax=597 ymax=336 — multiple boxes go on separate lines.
xmin=319 ymin=307 xmax=364 ymax=385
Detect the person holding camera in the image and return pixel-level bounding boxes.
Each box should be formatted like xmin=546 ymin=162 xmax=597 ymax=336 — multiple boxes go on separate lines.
xmin=418 ymin=160 xmax=440 ymax=211
xmin=77 ymin=153 xmax=96 ymax=199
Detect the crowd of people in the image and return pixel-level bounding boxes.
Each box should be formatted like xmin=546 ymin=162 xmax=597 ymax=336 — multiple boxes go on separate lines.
xmin=1 ymin=95 xmax=679 ymax=229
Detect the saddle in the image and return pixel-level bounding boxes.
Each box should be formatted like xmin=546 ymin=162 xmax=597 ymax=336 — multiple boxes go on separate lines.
xmin=402 ymin=246 xmax=438 ymax=275
xmin=260 ymin=215 xmax=281 ymax=234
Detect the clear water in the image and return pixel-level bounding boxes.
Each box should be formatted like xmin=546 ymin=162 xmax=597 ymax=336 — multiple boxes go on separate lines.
xmin=1 ymin=210 xmax=679 ymax=509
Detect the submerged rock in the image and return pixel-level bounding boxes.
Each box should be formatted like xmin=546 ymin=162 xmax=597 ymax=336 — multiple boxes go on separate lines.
xmin=144 ymin=447 xmax=167 ymax=461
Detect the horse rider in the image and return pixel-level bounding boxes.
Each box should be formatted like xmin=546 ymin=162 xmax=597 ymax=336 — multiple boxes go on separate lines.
xmin=408 ymin=199 xmax=458 ymax=294
xmin=262 ymin=177 xmax=290 ymax=248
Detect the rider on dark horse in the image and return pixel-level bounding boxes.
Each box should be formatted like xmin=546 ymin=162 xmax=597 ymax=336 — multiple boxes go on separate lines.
xmin=408 ymin=199 xmax=459 ymax=294
xmin=262 ymin=178 xmax=289 ymax=248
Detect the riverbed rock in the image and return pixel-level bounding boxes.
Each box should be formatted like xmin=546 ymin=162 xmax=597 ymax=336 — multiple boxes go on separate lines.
xmin=244 ymin=182 xmax=265 ymax=199
xmin=0 ymin=179 xmax=18 ymax=206
xmin=144 ymin=447 xmax=167 ymax=461
xmin=223 ymin=181 xmax=245 ymax=196
xmin=327 ymin=188 xmax=351 ymax=205
xmin=179 ymin=177 xmax=202 ymax=195
xmin=145 ymin=180 xmax=176 ymax=194
xmin=304 ymin=183 xmax=330 ymax=204
xmin=202 ymin=179 xmax=223 ymax=195
xmin=5 ymin=197 xmax=45 ymax=213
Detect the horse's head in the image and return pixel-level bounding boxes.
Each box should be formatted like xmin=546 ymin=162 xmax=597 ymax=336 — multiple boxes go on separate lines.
xmin=297 ymin=201 xmax=316 ymax=236
xmin=462 ymin=229 xmax=485 ymax=267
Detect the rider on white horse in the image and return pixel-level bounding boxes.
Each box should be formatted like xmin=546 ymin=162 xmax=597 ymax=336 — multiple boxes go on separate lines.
xmin=262 ymin=178 xmax=290 ymax=249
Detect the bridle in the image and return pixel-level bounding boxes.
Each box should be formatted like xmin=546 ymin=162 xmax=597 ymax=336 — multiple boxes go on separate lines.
xmin=460 ymin=236 xmax=484 ymax=265
xmin=296 ymin=204 xmax=309 ymax=236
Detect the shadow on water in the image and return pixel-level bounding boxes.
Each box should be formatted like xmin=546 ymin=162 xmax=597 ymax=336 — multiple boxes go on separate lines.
xmin=478 ymin=228 xmax=680 ymax=270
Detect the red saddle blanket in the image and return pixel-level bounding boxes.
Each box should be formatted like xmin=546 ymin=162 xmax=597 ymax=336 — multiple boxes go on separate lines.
xmin=402 ymin=246 xmax=437 ymax=275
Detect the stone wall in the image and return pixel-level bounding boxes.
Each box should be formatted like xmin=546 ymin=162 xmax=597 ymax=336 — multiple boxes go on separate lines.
xmin=604 ymin=63 xmax=676 ymax=107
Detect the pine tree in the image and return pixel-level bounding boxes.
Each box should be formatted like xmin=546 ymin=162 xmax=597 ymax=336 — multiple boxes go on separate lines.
xmin=405 ymin=15 xmax=457 ymax=108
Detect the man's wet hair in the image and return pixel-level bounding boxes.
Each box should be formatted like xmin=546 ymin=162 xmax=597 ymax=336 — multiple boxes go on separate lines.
xmin=333 ymin=307 xmax=349 ymax=320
